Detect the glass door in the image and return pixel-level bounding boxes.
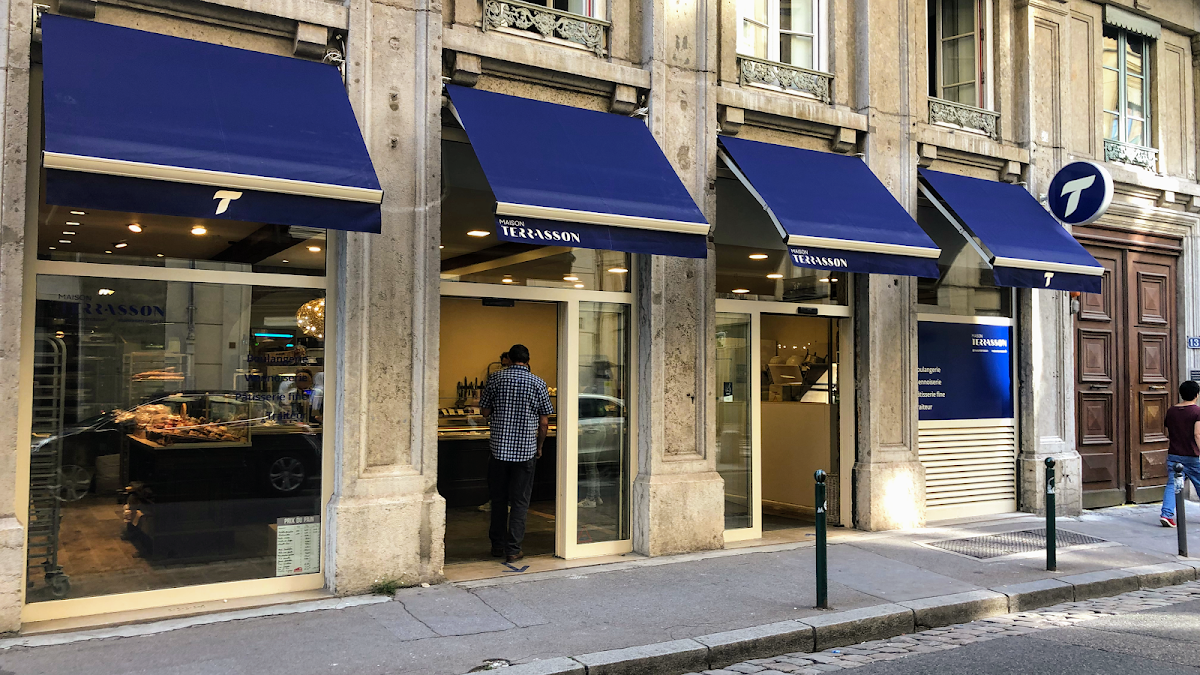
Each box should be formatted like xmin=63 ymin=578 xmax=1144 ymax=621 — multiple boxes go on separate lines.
xmin=717 ymin=313 xmax=756 ymax=537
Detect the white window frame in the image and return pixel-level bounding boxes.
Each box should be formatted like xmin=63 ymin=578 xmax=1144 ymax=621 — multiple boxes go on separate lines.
xmin=737 ymin=0 xmax=827 ymax=72
xmin=931 ymin=0 xmax=994 ymax=110
xmin=1102 ymin=26 xmax=1151 ymax=148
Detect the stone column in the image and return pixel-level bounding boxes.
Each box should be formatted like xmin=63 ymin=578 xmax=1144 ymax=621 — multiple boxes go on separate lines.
xmin=328 ymin=0 xmax=446 ymax=592
xmin=632 ymin=0 xmax=725 ymax=556
xmin=850 ymin=0 xmax=926 ymax=531
xmin=1014 ymin=0 xmax=1082 ymax=516
xmin=0 ymin=0 xmax=33 ymax=632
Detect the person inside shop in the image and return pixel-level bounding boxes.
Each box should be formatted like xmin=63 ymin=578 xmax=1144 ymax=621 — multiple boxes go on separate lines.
xmin=500 ymin=352 xmax=512 ymax=368
xmin=1160 ymin=380 xmax=1200 ymax=528
xmin=479 ymin=344 xmax=553 ymax=563
xmin=279 ymin=368 xmax=323 ymax=425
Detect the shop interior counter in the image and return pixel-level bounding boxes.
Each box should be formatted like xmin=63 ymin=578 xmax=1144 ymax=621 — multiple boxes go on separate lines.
xmin=437 ymin=408 xmax=557 ymax=507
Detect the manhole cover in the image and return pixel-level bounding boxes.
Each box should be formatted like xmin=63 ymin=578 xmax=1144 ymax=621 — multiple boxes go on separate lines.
xmin=926 ymin=528 xmax=1106 ymax=559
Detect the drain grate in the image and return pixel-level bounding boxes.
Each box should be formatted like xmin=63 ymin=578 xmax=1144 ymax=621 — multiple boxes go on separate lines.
xmin=926 ymin=528 xmax=1106 ymax=559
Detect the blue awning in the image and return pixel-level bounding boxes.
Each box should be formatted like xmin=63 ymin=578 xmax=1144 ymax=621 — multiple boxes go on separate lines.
xmin=918 ymin=170 xmax=1104 ymax=293
xmin=445 ymin=85 xmax=709 ymax=258
xmin=41 ymin=14 xmax=383 ymax=233
xmin=718 ymin=137 xmax=940 ymax=277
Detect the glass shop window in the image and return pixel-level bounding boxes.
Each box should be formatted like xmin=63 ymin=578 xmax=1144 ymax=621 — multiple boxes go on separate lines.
xmin=27 ymin=275 xmax=326 ymax=602
xmin=440 ymin=136 xmax=631 ymax=292
xmin=714 ymin=174 xmax=848 ymax=304
xmin=915 ymin=193 xmax=1012 ymax=317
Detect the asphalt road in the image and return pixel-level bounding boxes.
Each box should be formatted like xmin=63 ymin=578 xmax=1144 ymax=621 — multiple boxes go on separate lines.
xmin=847 ymin=599 xmax=1200 ymax=674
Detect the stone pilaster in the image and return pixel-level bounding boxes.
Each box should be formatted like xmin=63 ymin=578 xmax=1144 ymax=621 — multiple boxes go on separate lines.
xmin=632 ymin=0 xmax=725 ymax=556
xmin=328 ymin=0 xmax=446 ymax=592
xmin=850 ymin=0 xmax=925 ymax=531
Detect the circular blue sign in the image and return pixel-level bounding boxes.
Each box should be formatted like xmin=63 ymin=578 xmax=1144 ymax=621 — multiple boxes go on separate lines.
xmin=1047 ymin=161 xmax=1113 ymax=225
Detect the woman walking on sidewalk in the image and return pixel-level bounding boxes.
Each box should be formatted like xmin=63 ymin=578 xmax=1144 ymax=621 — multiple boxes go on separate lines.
xmin=1160 ymin=380 xmax=1200 ymax=527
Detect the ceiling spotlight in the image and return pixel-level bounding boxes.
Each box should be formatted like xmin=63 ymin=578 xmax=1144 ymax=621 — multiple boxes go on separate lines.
xmin=156 ymin=253 xmax=164 ymax=258
xmin=466 ymin=230 xmax=490 ymax=237
xmin=748 ymin=253 xmax=768 ymax=260
xmin=191 ymin=225 xmax=207 ymax=236
xmin=281 ymin=259 xmax=290 ymax=263
xmin=97 ymin=288 xmax=115 ymax=296
xmin=501 ymin=278 xmax=515 ymax=284
xmin=105 ymin=250 xmax=113 ymax=254
xmin=58 ymin=239 xmax=71 ymax=244
xmin=767 ymin=273 xmax=784 ymax=279
xmin=608 ymin=267 xmax=629 ymax=274
xmin=818 ymin=278 xmax=830 ymax=283
xmin=48 ymin=246 xmax=56 ymax=250
xmin=62 ymin=231 xmax=75 ymax=235
xmin=439 ymin=244 xmax=445 ymax=249
xmin=563 ymin=275 xmax=580 ymax=282
xmin=128 ymin=223 xmax=142 ymax=233
xmin=307 ymin=245 xmax=322 ymax=253
xmin=65 ymin=221 xmax=80 ymax=226
xmin=70 ymin=211 xmax=85 ymax=215
xmin=573 ymin=283 xmax=585 ymax=289
xmin=732 ymin=288 xmax=750 ymax=294
xmin=114 ymin=242 xmax=128 ymax=249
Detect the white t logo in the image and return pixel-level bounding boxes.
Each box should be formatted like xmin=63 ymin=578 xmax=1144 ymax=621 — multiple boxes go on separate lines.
xmin=1059 ymin=175 xmax=1095 ymax=218
xmin=213 ymin=190 xmax=243 ymax=215
xmin=1044 ymin=272 xmax=1055 ymax=287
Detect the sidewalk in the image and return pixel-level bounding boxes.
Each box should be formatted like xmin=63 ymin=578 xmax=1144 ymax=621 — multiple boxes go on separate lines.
xmin=0 ymin=503 xmax=1196 ymax=675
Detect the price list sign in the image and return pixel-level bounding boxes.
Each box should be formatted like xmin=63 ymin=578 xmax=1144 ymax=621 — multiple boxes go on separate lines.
xmin=276 ymin=515 xmax=321 ymax=576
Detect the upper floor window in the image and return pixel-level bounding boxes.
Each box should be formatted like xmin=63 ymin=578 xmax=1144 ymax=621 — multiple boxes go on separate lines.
xmin=1103 ymin=26 xmax=1150 ymax=147
xmin=928 ymin=0 xmax=991 ymax=109
xmin=737 ymin=0 xmax=823 ymax=70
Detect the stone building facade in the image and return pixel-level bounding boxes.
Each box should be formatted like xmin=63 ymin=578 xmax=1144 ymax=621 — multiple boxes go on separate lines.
xmin=0 ymin=0 xmax=1196 ymax=630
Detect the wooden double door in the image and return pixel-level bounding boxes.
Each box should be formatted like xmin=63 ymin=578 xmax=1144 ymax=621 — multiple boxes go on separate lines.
xmin=1074 ymin=238 xmax=1180 ymax=507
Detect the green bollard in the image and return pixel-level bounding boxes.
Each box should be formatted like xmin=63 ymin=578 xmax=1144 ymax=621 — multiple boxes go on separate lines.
xmin=1176 ymin=463 xmax=1189 ymax=558
xmin=1045 ymin=457 xmax=1056 ymax=572
xmin=815 ymin=470 xmax=828 ymax=609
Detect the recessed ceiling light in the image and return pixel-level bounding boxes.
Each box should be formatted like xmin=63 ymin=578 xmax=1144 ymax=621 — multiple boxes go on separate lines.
xmin=62 ymin=231 xmax=75 ymax=235
xmin=70 ymin=211 xmax=85 ymax=215
xmin=307 ymin=245 xmax=322 ymax=253
xmin=65 ymin=221 xmax=80 ymax=226
xmin=466 ymin=230 xmax=490 ymax=237
xmin=48 ymin=246 xmax=56 ymax=250
xmin=97 ymin=288 xmax=115 ymax=296
xmin=563 ymin=275 xmax=579 ymax=282
xmin=732 ymin=288 xmax=750 ymax=294
xmin=608 ymin=267 xmax=629 ymax=274
xmin=281 ymin=259 xmax=290 ymax=263
xmin=105 ymin=250 xmax=113 ymax=254
xmin=767 ymin=273 xmax=783 ymax=279
xmin=748 ymin=253 xmax=768 ymax=260
xmin=58 ymin=239 xmax=71 ymax=244
xmin=191 ymin=225 xmax=207 ymax=236
xmin=114 ymin=242 xmax=128 ymax=249
xmin=128 ymin=223 xmax=142 ymax=233
xmin=156 ymin=253 xmax=164 ymax=258
xmin=573 ymin=283 xmax=585 ymax=289
xmin=439 ymin=244 xmax=445 ymax=249
xmin=501 ymin=278 xmax=514 ymax=284
xmin=818 ymin=278 xmax=830 ymax=283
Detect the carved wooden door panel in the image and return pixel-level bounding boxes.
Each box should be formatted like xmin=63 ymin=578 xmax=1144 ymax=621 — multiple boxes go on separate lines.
xmin=1125 ymin=251 xmax=1176 ymax=500
xmin=1075 ymin=248 xmax=1124 ymax=505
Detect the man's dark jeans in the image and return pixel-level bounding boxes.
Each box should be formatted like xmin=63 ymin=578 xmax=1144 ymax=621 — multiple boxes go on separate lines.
xmin=488 ymin=456 xmax=538 ymax=556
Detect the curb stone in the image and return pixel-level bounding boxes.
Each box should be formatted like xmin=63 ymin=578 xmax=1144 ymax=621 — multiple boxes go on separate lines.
xmin=993 ymin=578 xmax=1075 ymax=612
xmin=798 ymin=603 xmax=913 ymax=650
xmin=575 ymin=638 xmax=709 ymax=675
xmin=480 ymin=570 xmax=1193 ymax=675
xmin=695 ymin=620 xmax=815 ymax=668
xmin=1060 ymin=569 xmax=1139 ymax=600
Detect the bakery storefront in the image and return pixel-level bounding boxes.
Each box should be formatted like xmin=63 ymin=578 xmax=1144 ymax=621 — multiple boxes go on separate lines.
xmin=711 ymin=137 xmax=941 ymax=538
xmin=438 ymin=85 xmax=708 ymax=564
xmin=21 ymin=15 xmax=380 ymax=620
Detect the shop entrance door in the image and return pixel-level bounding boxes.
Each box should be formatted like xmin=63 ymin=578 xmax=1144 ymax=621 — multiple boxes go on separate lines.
xmin=716 ymin=301 xmax=851 ymax=541
xmin=1074 ymin=241 xmax=1179 ymax=507
xmin=439 ymin=284 xmax=635 ymax=565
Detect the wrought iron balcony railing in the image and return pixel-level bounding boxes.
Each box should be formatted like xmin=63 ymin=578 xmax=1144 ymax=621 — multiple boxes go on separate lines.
xmin=482 ymin=0 xmax=609 ymax=58
xmin=737 ymin=55 xmax=833 ymax=104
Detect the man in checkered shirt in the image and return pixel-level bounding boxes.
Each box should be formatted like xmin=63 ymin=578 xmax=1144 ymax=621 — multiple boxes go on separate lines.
xmin=480 ymin=343 xmax=554 ymax=562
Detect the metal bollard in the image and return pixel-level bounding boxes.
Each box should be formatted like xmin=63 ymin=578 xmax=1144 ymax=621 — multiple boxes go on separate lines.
xmin=815 ymin=470 xmax=828 ymax=609
xmin=1176 ymin=463 xmax=1189 ymax=558
xmin=1045 ymin=457 xmax=1056 ymax=571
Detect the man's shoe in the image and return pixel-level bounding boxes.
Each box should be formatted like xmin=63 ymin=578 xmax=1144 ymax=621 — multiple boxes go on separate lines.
xmin=1161 ymin=516 xmax=1177 ymax=528
xmin=505 ymin=552 xmax=524 ymax=563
